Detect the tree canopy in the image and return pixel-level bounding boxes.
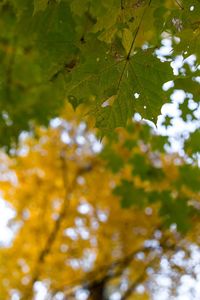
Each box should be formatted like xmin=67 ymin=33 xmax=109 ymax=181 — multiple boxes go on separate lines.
xmin=0 ymin=1 xmax=200 ymax=300
xmin=0 ymin=112 xmax=200 ymax=299
xmin=0 ymin=0 xmax=199 ymax=145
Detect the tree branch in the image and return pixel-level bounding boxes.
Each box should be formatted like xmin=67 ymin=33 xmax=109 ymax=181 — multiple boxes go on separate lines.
xmin=21 ymin=147 xmax=97 ymax=299
xmin=61 ymin=228 xmax=180 ymax=298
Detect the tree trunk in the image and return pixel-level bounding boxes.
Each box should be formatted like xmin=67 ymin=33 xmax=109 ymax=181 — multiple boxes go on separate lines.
xmin=89 ymin=280 xmax=106 ymax=300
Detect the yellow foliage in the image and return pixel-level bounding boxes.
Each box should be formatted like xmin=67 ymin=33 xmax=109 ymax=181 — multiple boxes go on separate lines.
xmin=0 ymin=120 xmax=199 ymax=300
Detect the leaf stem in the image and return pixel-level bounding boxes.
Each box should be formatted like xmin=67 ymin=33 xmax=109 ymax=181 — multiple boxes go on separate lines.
xmin=117 ymin=0 xmax=151 ymax=90
xmin=175 ymin=0 xmax=184 ymax=10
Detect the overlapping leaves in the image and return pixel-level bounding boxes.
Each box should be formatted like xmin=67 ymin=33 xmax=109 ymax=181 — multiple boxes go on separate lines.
xmin=0 ymin=0 xmax=200 ymax=147
xmin=102 ymin=122 xmax=200 ymax=232
xmin=66 ymin=43 xmax=172 ymax=132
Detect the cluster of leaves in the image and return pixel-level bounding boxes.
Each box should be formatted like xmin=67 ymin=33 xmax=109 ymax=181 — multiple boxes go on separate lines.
xmin=0 ymin=114 xmax=200 ymax=299
xmin=0 ymin=1 xmax=200 ymax=299
xmin=0 ymin=0 xmax=200 ymax=147
xmin=101 ymin=121 xmax=200 ymax=232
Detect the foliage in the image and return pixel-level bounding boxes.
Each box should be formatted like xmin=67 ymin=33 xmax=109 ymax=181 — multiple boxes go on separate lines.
xmin=0 ymin=115 xmax=200 ymax=299
xmin=0 ymin=0 xmax=200 ymax=146
xmin=0 ymin=1 xmax=200 ymax=299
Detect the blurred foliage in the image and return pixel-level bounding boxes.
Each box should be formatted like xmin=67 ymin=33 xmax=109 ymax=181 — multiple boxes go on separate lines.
xmin=0 ymin=107 xmax=200 ymax=299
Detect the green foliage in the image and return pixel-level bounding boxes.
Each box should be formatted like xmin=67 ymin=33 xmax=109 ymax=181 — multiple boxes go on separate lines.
xmin=95 ymin=49 xmax=172 ymax=132
xmin=34 ymin=0 xmax=49 ymax=13
xmin=101 ymin=145 xmax=124 ymax=172
xmin=185 ymin=129 xmax=200 ymax=155
xmin=1 ymin=1 xmax=200 ymax=298
xmin=129 ymin=153 xmax=164 ymax=180
xmin=101 ymin=121 xmax=200 ymax=233
xmin=179 ymin=98 xmax=197 ymax=121
xmin=159 ymin=191 xmax=191 ymax=232
xmin=178 ymin=164 xmax=200 ymax=192
xmin=113 ymin=179 xmax=146 ymax=207
xmin=0 ymin=0 xmax=200 ymax=147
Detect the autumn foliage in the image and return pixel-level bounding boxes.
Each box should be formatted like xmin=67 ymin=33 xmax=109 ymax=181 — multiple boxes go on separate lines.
xmin=0 ymin=1 xmax=200 ymax=299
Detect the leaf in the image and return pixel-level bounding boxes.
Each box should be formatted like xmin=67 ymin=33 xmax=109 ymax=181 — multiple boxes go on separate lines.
xmin=185 ymin=130 xmax=200 ymax=155
xmin=113 ymin=180 xmax=146 ymax=208
xmin=34 ymin=0 xmax=48 ymax=13
xmin=101 ymin=146 xmax=124 ymax=173
xmin=129 ymin=153 xmax=163 ymax=181
xmin=159 ymin=191 xmax=190 ymax=233
xmin=151 ymin=135 xmax=169 ymax=152
xmin=130 ymin=154 xmax=150 ymax=180
xmin=90 ymin=0 xmax=121 ymax=42
xmin=178 ymin=165 xmax=200 ymax=192
xmin=122 ymin=28 xmax=133 ymax=55
xmin=96 ymin=49 xmax=173 ymax=132
xmin=0 ymin=0 xmax=199 ymax=150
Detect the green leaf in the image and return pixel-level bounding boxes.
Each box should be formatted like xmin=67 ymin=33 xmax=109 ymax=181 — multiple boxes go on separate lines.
xmin=178 ymin=165 xmax=200 ymax=192
xmin=129 ymin=153 xmax=163 ymax=181
xmin=185 ymin=130 xmax=200 ymax=155
xmin=34 ymin=0 xmax=48 ymax=13
xmin=123 ymin=139 xmax=137 ymax=150
xmin=0 ymin=0 xmax=199 ymax=149
xmin=96 ymin=49 xmax=172 ymax=132
xmin=159 ymin=191 xmax=190 ymax=233
xmin=130 ymin=154 xmax=150 ymax=180
xmin=113 ymin=180 xmax=146 ymax=208
xmin=101 ymin=146 xmax=124 ymax=173
xmin=151 ymin=135 xmax=169 ymax=152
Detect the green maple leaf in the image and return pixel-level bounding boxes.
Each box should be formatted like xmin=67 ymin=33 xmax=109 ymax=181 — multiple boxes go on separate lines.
xmin=113 ymin=180 xmax=146 ymax=208
xmin=96 ymin=49 xmax=172 ymax=132
xmin=129 ymin=153 xmax=163 ymax=181
xmin=1 ymin=0 xmax=200 ymax=148
xmin=100 ymin=146 xmax=124 ymax=173
xmin=66 ymin=44 xmax=172 ymax=132
xmin=159 ymin=191 xmax=190 ymax=233
xmin=178 ymin=165 xmax=200 ymax=192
